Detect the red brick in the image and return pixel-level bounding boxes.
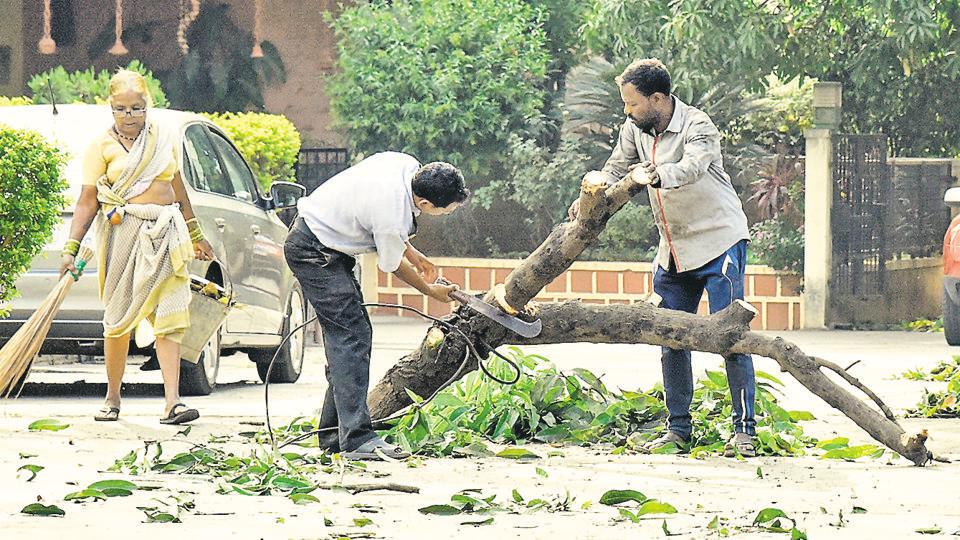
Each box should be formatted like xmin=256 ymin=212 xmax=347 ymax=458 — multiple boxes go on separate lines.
xmin=610 ymin=299 xmax=630 ymax=304
xmin=545 ymin=274 xmax=567 ymax=293
xmin=427 ymin=297 xmax=453 ymax=317
xmin=440 ymin=267 xmax=465 ymax=287
xmin=624 ymin=271 xmax=645 ymax=294
xmin=754 ymin=275 xmax=777 ymax=297
xmin=780 ymin=275 xmax=801 ymax=297
xmin=401 ymin=294 xmax=422 ymax=318
xmin=378 ymin=270 xmax=389 ymax=288
xmin=494 ymin=268 xmax=511 ymax=284
xmin=767 ymin=302 xmax=789 ymax=330
xmin=376 ymin=293 xmax=399 ymax=316
xmin=792 ymin=303 xmax=801 ymax=329
xmin=596 ymin=271 xmax=619 ymax=293
xmin=571 ymin=271 xmax=593 ymax=293
xmin=469 ymin=268 xmax=492 ymax=291
xmin=750 ymin=304 xmax=764 ymax=330
xmin=581 ymin=298 xmax=605 ymax=304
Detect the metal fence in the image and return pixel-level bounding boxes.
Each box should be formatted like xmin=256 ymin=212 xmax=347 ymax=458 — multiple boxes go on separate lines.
xmin=295 ymin=148 xmax=349 ymax=193
xmin=888 ymin=158 xmax=954 ymax=259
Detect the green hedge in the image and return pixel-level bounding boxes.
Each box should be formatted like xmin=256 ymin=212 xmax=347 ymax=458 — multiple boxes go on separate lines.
xmin=28 ymin=60 xmax=169 ymax=107
xmin=0 ymin=125 xmax=68 ymax=316
xmin=202 ymin=112 xmax=301 ymax=190
xmin=0 ymin=96 xmax=32 ymax=107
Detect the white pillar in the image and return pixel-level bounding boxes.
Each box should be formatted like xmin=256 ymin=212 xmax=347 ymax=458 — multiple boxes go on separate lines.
xmin=802 ymin=128 xmax=833 ymax=329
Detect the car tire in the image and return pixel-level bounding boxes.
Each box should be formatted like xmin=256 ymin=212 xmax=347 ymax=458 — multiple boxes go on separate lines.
xmin=179 ymin=326 xmax=221 ymax=396
xmin=944 ymin=282 xmax=960 ymax=346
xmin=252 ymin=284 xmax=307 ymax=384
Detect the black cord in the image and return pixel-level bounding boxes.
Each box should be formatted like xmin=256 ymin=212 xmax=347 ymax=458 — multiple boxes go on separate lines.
xmin=264 ymin=302 xmax=521 ymax=449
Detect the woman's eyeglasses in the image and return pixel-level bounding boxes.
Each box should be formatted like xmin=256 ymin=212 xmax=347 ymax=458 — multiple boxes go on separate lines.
xmin=111 ymin=107 xmax=147 ymax=117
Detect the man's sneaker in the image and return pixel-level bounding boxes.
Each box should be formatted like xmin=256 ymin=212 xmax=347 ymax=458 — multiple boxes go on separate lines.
xmin=723 ymin=433 xmax=756 ymax=458
xmin=639 ymin=431 xmax=690 ymax=454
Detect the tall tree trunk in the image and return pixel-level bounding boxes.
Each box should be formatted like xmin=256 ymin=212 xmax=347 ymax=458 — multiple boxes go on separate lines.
xmin=367 ymin=176 xmax=933 ymax=466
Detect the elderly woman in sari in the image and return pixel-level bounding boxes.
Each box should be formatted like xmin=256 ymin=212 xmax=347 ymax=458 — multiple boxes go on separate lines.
xmin=58 ymin=69 xmax=214 ymax=424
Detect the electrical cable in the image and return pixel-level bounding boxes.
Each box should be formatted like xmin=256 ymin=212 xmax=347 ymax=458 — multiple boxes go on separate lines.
xmin=263 ymin=302 xmax=521 ymax=449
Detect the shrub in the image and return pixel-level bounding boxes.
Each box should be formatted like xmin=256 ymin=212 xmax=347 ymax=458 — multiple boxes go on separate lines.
xmin=0 ymin=125 xmax=68 ymax=316
xmin=28 ymin=60 xmax=169 ymax=107
xmin=327 ymin=0 xmax=551 ymax=180
xmin=0 ymin=96 xmax=32 ymax=107
xmin=202 ymin=112 xmax=301 ymax=190
xmin=749 ymin=219 xmax=804 ymax=273
xmin=584 ymin=202 xmax=659 ymax=262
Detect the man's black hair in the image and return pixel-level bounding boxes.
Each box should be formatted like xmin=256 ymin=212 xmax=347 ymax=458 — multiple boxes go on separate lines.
xmin=411 ymin=162 xmax=470 ymax=208
xmin=616 ymin=58 xmax=671 ymax=96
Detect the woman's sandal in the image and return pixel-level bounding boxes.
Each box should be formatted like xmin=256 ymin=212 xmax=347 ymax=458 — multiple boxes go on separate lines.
xmin=159 ymin=403 xmax=199 ymax=425
xmin=94 ymin=406 xmax=120 ymax=422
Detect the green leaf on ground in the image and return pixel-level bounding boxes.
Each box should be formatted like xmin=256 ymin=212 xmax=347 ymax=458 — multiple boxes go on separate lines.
xmin=290 ymin=493 xmax=320 ymax=505
xmin=19 ymin=452 xmax=38 ymax=459
xmin=28 ymin=419 xmax=69 ymax=432
xmin=21 ymin=503 xmax=65 ymax=516
xmin=461 ymin=517 xmax=494 ymax=526
xmin=754 ymin=507 xmax=790 ymax=526
xmin=618 ymin=508 xmax=640 ymax=523
xmin=353 ymin=517 xmax=373 ymax=527
xmin=662 ymin=519 xmax=680 ymax=536
xmin=65 ymin=489 xmax=107 ymax=502
xmin=18 ymin=464 xmax=43 ymax=481
xmin=756 ymin=466 xmax=763 ymax=479
xmin=88 ymin=480 xmax=138 ymax=492
xmin=512 ymin=489 xmax=524 ymax=503
xmin=637 ymin=500 xmax=677 ymax=516
xmin=536 ymin=467 xmax=548 ymax=478
xmin=916 ymin=528 xmax=942 ymax=534
xmin=496 ymin=447 xmax=540 ymax=460
xmin=418 ymin=504 xmax=462 ymax=516
xmin=600 ymin=489 xmax=647 ymax=506
xmin=852 ymin=506 xmax=867 ymax=514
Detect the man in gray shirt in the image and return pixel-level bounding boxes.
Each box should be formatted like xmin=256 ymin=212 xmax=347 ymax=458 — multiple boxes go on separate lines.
xmin=286 ymin=153 xmax=468 ymax=460
xmin=569 ymin=59 xmax=756 ymax=457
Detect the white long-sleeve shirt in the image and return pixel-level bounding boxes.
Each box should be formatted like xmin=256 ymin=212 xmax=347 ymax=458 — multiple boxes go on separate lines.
xmin=297 ymin=152 xmax=421 ymax=272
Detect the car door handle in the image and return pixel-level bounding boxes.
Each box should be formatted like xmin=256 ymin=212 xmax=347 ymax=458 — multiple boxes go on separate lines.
xmin=215 ymin=218 xmax=226 ymax=232
xmin=251 ymin=225 xmax=261 ymax=235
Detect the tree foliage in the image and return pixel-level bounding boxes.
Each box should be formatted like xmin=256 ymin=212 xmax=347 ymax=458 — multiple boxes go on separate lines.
xmin=28 ymin=60 xmax=169 ymax=108
xmin=0 ymin=126 xmax=68 ymax=316
xmin=202 ymin=112 xmax=301 ymax=190
xmin=327 ymin=0 xmax=551 ymax=180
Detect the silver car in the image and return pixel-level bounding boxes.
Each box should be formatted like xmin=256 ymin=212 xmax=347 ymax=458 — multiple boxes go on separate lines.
xmin=0 ymin=104 xmax=308 ymax=395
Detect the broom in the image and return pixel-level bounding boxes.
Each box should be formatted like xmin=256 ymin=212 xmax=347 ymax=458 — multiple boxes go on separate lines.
xmin=0 ymin=245 xmax=94 ymax=398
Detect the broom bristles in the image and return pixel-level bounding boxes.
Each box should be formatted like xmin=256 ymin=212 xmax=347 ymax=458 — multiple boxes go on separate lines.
xmin=1 ymin=246 xmax=94 ymax=397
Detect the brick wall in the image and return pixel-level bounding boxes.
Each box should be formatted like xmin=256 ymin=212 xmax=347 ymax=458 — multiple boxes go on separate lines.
xmin=370 ymin=258 xmax=803 ymax=331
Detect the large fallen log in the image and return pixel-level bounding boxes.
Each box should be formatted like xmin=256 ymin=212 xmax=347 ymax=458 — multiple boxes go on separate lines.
xmin=367 ymin=174 xmax=933 ymax=465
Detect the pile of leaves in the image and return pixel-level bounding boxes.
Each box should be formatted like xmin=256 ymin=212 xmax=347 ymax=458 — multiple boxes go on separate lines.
xmin=904 ymin=356 xmax=960 ymax=418
xmin=369 ymin=347 xmax=878 ymax=460
xmin=901 ymin=318 xmax=944 ymax=333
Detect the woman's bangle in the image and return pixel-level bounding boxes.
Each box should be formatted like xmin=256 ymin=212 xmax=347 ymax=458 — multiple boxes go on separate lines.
xmin=189 ymin=227 xmax=205 ymax=243
xmin=63 ymin=239 xmax=80 ymax=257
xmin=185 ymin=217 xmax=199 ymax=229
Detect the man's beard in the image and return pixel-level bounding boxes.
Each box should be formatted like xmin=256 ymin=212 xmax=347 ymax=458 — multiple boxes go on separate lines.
xmin=629 ymin=114 xmax=656 ymax=132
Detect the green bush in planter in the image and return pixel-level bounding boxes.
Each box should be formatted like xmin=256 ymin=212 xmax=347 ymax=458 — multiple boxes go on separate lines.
xmin=0 ymin=96 xmax=32 ymax=106
xmin=202 ymin=112 xmax=301 ymax=191
xmin=0 ymin=125 xmax=68 ymax=316
xmin=28 ymin=60 xmax=168 ymax=107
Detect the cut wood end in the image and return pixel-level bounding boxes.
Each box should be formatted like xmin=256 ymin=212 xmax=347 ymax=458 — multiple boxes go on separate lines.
xmin=491 ymin=283 xmax=520 ymax=315
xmin=735 ymin=299 xmax=758 ymax=314
xmin=580 ymin=180 xmax=606 ymax=196
xmin=425 ymin=327 xmax=445 ymax=349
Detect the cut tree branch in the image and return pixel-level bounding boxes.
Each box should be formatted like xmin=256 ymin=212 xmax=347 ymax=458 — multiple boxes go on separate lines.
xmin=367 ymin=175 xmax=933 ymax=466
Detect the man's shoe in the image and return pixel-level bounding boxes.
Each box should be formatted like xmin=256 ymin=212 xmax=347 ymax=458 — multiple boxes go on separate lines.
xmin=723 ymin=433 xmax=756 ymax=458
xmin=342 ymin=437 xmax=411 ymax=461
xmin=639 ymin=431 xmax=690 ymax=454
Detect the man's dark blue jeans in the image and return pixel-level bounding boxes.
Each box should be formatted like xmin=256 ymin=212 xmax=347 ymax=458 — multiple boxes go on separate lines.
xmin=653 ymin=239 xmax=756 ymax=439
xmin=284 ymin=218 xmax=377 ymax=453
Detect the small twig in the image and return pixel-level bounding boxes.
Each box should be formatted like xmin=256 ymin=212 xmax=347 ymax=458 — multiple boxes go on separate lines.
xmin=931 ymin=455 xmax=952 ymax=464
xmin=316 ymin=482 xmax=420 ymax=495
xmin=814 ymin=357 xmax=897 ymax=422
xmin=239 ymin=420 xmax=264 ymax=426
xmin=844 ymin=360 xmax=862 ymax=372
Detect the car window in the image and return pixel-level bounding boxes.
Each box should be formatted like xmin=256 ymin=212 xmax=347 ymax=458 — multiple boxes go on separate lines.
xmin=209 ymin=130 xmax=260 ymax=204
xmin=183 ymin=124 xmax=232 ymax=197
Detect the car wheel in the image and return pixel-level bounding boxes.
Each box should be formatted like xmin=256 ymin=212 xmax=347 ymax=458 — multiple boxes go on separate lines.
xmin=253 ymin=284 xmax=306 ymax=384
xmin=179 ymin=325 xmax=221 ymax=396
xmin=944 ymin=282 xmax=960 ymax=346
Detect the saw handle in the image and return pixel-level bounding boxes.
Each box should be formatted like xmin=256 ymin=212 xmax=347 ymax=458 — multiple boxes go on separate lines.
xmin=435 ymin=277 xmax=468 ymax=304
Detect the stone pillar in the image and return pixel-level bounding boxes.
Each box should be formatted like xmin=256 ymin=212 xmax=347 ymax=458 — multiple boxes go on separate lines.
xmin=802 ymin=82 xmax=842 ymax=329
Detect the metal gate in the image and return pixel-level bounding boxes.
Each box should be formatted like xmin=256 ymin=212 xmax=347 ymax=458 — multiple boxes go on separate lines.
xmin=831 ymin=133 xmax=890 ymax=298
xmin=295 ymin=148 xmax=349 ymax=193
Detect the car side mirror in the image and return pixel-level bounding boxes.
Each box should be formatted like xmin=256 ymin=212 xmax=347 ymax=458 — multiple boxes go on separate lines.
xmin=270 ymin=181 xmax=306 ymax=209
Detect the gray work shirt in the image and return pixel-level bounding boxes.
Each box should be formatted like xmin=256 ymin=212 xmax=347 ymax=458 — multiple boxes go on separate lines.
xmin=597 ymin=95 xmax=749 ymax=272
xmin=297 ymin=151 xmax=421 ymax=273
